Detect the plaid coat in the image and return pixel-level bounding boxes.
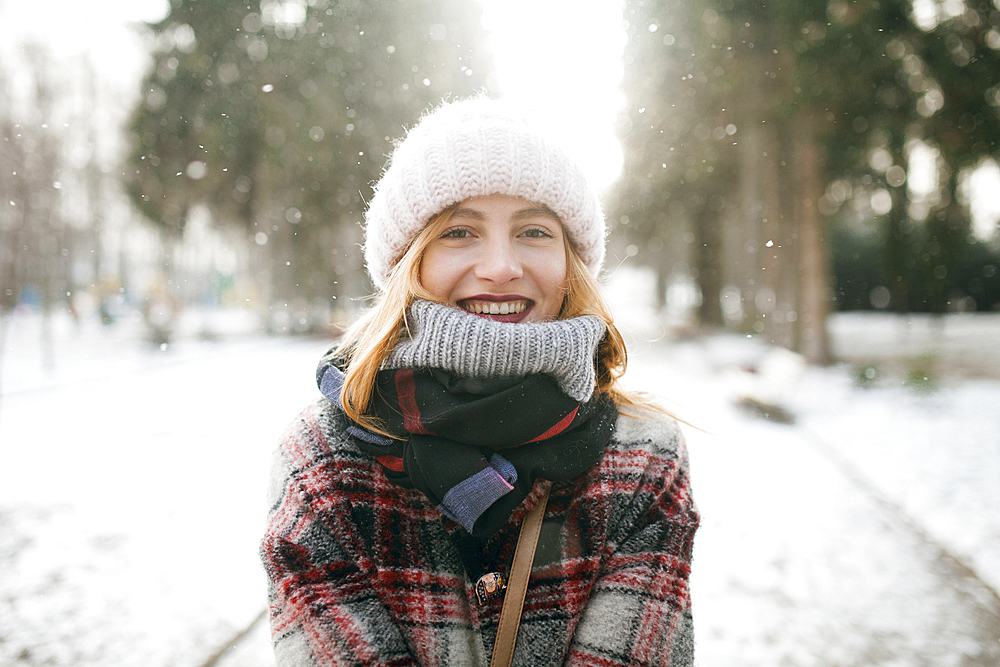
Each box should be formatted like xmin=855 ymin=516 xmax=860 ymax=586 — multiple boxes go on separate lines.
xmin=261 ymin=398 xmax=699 ymax=666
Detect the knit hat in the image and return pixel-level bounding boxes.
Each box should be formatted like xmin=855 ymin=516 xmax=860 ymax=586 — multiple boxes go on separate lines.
xmin=363 ymin=96 xmax=607 ymax=290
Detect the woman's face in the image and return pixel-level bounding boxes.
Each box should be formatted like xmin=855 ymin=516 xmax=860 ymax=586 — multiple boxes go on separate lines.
xmin=419 ymin=194 xmax=568 ymax=323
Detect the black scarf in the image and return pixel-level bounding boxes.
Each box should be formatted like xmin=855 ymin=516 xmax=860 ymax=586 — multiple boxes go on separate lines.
xmin=317 ymin=304 xmax=618 ymax=538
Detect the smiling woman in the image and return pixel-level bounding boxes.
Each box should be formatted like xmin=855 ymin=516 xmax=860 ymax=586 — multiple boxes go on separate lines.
xmin=419 ymin=195 xmax=569 ymax=324
xmin=260 ymin=96 xmax=699 ymax=667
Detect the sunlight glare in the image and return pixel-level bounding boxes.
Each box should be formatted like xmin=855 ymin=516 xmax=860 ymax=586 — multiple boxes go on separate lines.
xmin=480 ymin=0 xmax=627 ymax=195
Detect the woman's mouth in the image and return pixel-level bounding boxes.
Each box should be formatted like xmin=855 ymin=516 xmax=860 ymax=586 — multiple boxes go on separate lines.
xmin=460 ymin=299 xmax=529 ymax=316
xmin=458 ymin=297 xmax=533 ymax=322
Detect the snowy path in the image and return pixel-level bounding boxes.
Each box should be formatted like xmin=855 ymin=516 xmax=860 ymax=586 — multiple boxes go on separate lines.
xmin=620 ymin=334 xmax=1000 ymax=667
xmin=2 ymin=310 xmax=999 ymax=666
xmin=1 ymin=313 xmax=325 ymax=667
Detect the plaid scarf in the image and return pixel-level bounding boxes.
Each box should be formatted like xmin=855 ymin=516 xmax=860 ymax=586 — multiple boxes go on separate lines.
xmin=317 ymin=302 xmax=618 ymax=537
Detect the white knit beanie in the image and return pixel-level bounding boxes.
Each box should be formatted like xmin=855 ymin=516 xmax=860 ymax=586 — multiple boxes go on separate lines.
xmin=363 ymin=96 xmax=607 ymax=290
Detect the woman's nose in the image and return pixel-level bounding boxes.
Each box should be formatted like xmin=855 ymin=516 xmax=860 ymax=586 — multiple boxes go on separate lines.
xmin=475 ymin=239 xmax=523 ymax=284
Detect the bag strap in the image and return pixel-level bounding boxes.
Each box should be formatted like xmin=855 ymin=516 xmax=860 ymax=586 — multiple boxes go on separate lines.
xmin=490 ymin=481 xmax=551 ymax=667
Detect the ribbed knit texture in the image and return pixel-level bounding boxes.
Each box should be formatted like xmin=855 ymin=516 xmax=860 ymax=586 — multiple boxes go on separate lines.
xmin=385 ymin=300 xmax=605 ymax=402
xmin=363 ymin=96 xmax=607 ymax=289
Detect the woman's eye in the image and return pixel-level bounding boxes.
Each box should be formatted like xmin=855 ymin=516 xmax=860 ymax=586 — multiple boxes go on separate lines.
xmin=522 ymin=227 xmax=554 ymax=238
xmin=441 ymin=228 xmax=471 ymax=239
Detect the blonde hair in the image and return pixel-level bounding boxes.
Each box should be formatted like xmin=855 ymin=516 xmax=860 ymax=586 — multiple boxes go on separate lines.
xmin=336 ymin=203 xmax=661 ymax=434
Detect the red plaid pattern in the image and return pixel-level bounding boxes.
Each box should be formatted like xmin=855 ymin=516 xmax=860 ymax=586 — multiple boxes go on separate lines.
xmin=261 ymin=399 xmax=699 ymax=666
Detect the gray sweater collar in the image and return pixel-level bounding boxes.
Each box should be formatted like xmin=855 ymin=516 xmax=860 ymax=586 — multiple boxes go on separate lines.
xmin=385 ymin=300 xmax=605 ymax=402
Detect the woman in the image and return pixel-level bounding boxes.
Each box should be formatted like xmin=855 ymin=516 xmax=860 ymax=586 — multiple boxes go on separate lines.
xmin=261 ymin=97 xmax=699 ymax=666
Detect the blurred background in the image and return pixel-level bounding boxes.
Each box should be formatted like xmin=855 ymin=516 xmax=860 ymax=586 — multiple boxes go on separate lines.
xmin=1 ymin=0 xmax=999 ymax=665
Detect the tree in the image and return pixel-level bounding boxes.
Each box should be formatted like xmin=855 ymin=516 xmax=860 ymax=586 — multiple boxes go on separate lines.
xmin=126 ymin=0 xmax=495 ymax=314
xmin=615 ymin=0 xmax=1000 ymax=364
xmin=912 ymin=1 xmax=1000 ymax=311
xmin=613 ymin=0 xmax=740 ymax=328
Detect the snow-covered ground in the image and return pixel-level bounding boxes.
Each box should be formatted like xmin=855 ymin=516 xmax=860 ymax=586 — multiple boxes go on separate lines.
xmin=0 ymin=307 xmax=323 ymax=667
xmin=620 ymin=328 xmax=1000 ymax=667
xmin=2 ymin=302 xmax=999 ymax=666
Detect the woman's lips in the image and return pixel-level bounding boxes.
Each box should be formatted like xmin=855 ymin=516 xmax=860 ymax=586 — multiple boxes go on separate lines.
xmin=459 ymin=296 xmax=532 ymax=322
xmin=461 ymin=299 xmax=528 ymax=316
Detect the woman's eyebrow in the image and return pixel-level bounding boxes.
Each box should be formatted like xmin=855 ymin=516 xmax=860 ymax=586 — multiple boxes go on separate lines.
xmin=512 ymin=206 xmax=561 ymax=222
xmin=451 ymin=204 xmax=561 ymax=222
xmin=451 ymin=207 xmax=485 ymax=220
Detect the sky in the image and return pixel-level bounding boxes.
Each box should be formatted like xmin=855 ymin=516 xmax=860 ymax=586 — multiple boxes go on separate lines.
xmin=0 ymin=0 xmax=169 ymax=88
xmin=480 ymin=0 xmax=627 ymax=194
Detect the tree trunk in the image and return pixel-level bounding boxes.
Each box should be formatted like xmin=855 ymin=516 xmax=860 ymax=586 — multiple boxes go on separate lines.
xmin=793 ymin=112 xmax=832 ymax=365
xmin=736 ymin=76 xmax=763 ymax=332
xmin=884 ymin=199 xmax=910 ymax=312
xmin=695 ymin=203 xmax=724 ymax=327
xmin=654 ymin=258 xmax=668 ymax=311
xmin=759 ymin=123 xmax=788 ymax=345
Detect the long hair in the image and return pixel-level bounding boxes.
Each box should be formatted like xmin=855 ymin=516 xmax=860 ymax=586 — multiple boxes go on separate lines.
xmin=336 ymin=204 xmax=659 ymax=434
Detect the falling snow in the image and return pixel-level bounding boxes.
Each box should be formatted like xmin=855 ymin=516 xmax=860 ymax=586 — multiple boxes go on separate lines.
xmin=2 ymin=283 xmax=999 ymax=665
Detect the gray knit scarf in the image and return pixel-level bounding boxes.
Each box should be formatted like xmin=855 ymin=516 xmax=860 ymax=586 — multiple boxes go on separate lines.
xmin=317 ymin=300 xmax=618 ymax=537
xmin=386 ymin=299 xmax=604 ymax=402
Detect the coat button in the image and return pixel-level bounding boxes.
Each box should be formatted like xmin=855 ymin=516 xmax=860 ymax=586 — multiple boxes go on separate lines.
xmin=475 ymin=572 xmax=507 ymax=605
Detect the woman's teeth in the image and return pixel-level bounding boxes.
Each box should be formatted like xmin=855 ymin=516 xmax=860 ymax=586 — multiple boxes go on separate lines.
xmin=463 ymin=300 xmax=528 ymax=315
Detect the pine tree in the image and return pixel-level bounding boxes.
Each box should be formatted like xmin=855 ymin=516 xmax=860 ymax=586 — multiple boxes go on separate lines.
xmin=126 ymin=0 xmax=494 ymax=309
xmin=616 ymin=0 xmax=1000 ymax=362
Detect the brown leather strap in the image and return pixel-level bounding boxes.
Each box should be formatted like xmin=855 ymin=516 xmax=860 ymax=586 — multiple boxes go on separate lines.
xmin=490 ymin=481 xmax=551 ymax=667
